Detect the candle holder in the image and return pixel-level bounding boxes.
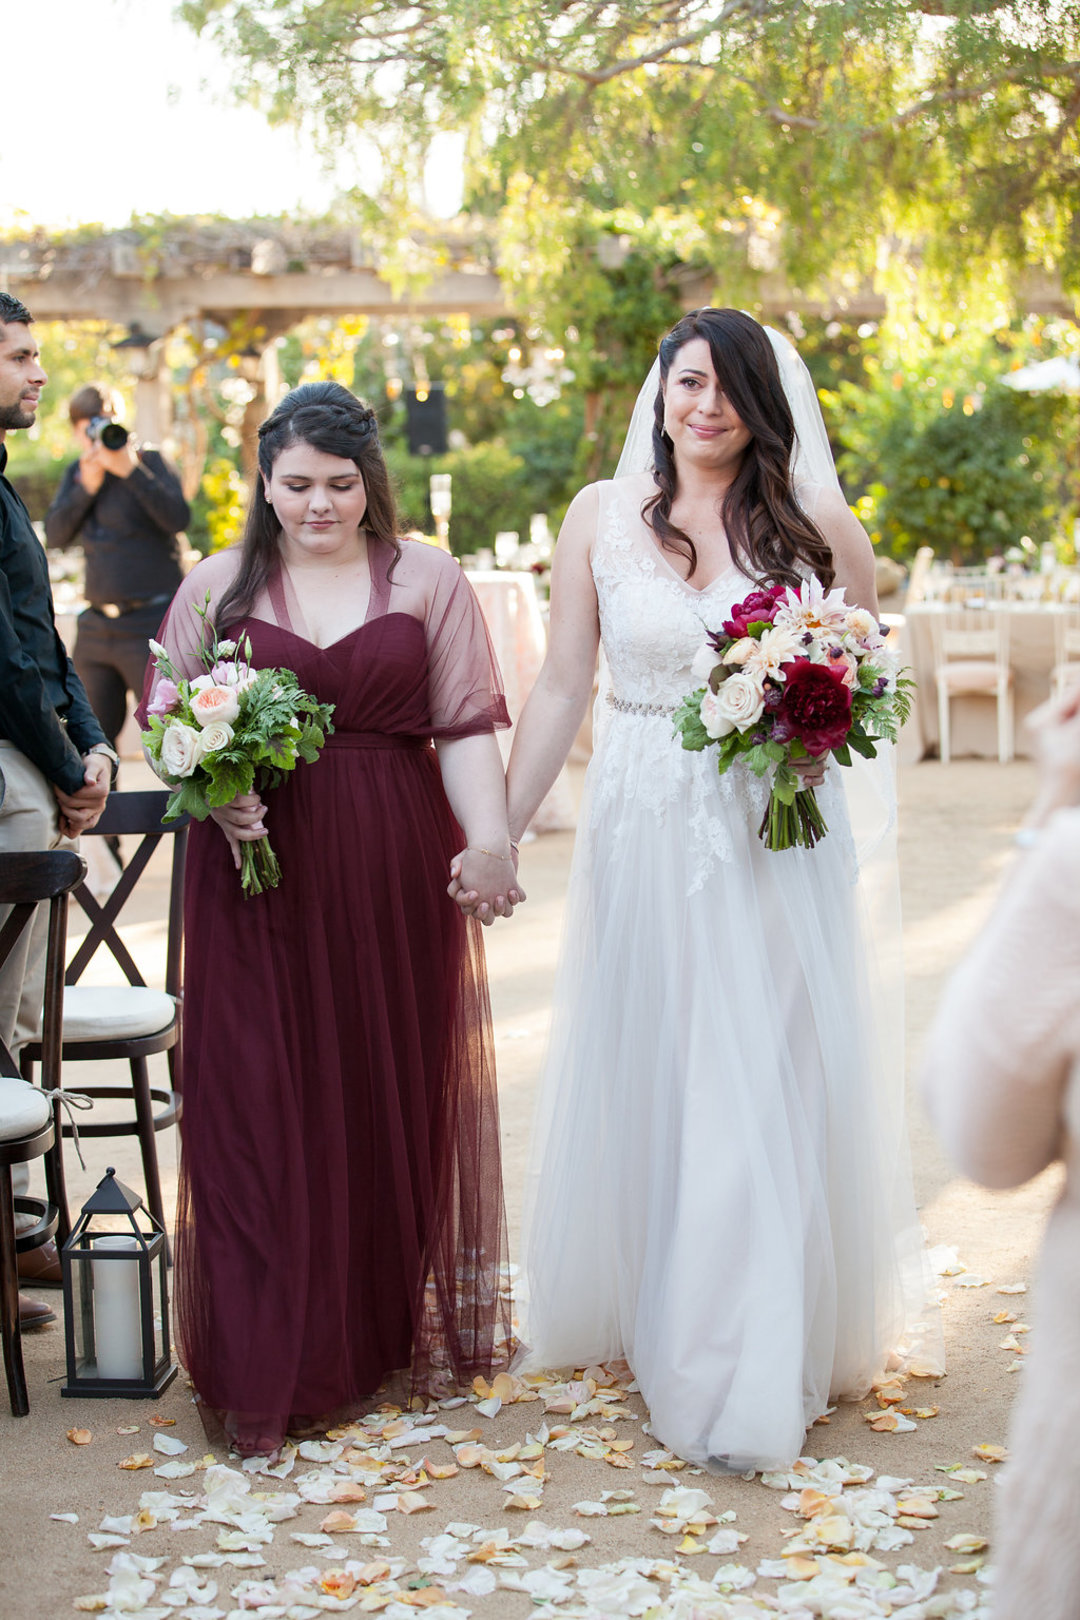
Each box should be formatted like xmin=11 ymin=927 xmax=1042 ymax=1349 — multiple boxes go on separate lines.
xmin=61 ymin=1167 xmax=177 ymax=1399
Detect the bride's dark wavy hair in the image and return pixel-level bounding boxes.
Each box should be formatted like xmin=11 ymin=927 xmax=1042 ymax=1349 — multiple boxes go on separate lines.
xmin=644 ymin=307 xmax=835 ymax=590
xmin=215 ymin=380 xmax=400 ymax=630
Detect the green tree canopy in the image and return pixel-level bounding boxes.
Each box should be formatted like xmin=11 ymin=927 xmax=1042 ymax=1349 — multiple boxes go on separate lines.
xmin=179 ymin=0 xmax=1080 ymax=320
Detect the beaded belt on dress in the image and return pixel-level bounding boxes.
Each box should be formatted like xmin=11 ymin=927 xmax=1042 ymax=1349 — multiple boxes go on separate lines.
xmin=606 ymin=692 xmax=676 ymax=718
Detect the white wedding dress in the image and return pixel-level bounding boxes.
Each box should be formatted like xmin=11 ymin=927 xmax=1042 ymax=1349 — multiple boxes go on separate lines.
xmin=518 ymin=476 xmax=938 ymax=1471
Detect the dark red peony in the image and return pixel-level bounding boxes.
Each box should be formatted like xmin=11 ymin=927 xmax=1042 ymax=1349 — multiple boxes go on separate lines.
xmin=721 ymin=583 xmax=788 ymax=640
xmin=773 ymin=658 xmax=853 ymax=755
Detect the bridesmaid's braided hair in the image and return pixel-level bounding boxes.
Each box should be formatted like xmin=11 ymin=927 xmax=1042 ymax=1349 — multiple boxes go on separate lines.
xmin=215 ymin=380 xmax=401 ymax=632
xmin=645 ymin=308 xmax=835 ymax=590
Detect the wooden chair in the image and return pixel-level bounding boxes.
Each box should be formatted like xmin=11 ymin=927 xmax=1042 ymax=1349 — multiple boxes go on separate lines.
xmin=0 ymin=848 xmax=86 ymax=1416
xmin=931 ymin=608 xmax=1014 ymax=764
xmin=1052 ymin=610 xmax=1080 ymax=702
xmin=20 ymin=792 xmax=187 ymax=1242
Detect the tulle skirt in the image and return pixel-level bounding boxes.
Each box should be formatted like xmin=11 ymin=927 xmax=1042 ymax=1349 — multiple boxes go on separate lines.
xmin=518 ymin=716 xmax=936 ymax=1471
xmin=175 ymin=738 xmax=511 ymax=1428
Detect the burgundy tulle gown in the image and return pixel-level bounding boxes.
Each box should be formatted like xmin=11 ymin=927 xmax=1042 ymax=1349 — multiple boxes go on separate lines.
xmin=142 ymin=538 xmax=513 ymax=1429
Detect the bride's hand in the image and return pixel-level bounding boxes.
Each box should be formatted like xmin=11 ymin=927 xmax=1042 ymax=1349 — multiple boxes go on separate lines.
xmin=447 ymin=847 xmax=525 ymax=923
xmin=210 ymin=793 xmax=268 ymax=871
xmin=792 ymin=753 xmax=828 ymax=789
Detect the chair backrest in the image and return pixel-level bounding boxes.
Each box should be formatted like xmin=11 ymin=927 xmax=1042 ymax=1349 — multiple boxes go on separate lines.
xmin=932 ymin=608 xmax=1010 ymax=668
xmin=65 ymin=791 xmax=188 ymax=997
xmin=0 ymin=850 xmax=86 ymax=1080
xmin=1052 ymin=610 xmax=1080 ymax=663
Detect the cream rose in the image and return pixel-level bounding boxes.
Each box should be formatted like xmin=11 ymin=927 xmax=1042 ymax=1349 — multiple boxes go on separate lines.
xmin=722 ymin=636 xmax=757 ymax=667
xmin=190 ymin=684 xmax=241 ymax=727
xmin=711 ymin=671 xmax=766 ymax=734
xmin=159 ymin=721 xmax=202 ymax=779
xmin=195 ymin=721 xmax=235 ymax=759
xmin=691 ymin=642 xmax=720 ymax=684
xmin=699 ymin=687 xmax=735 ymax=739
xmin=845 ymin=607 xmax=879 ymax=643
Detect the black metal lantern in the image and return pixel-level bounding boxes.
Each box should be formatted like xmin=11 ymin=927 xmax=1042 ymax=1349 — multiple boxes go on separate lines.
xmin=61 ymin=1167 xmax=177 ymax=1399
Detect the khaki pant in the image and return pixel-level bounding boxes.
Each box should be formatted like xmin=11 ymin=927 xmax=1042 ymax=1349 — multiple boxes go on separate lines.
xmin=0 ymin=741 xmax=69 ymax=1221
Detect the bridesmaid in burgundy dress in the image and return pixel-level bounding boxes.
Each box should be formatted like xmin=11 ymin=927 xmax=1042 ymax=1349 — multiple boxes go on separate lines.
xmin=141 ymin=382 xmax=519 ymax=1457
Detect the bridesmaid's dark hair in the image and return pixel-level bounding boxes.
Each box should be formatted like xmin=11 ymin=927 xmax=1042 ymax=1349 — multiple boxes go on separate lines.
xmin=645 ymin=307 xmax=835 ymax=589
xmin=215 ymin=380 xmax=400 ymax=631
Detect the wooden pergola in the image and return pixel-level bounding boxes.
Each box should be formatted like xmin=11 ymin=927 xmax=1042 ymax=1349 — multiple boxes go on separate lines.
xmin=3 ymin=220 xmax=1074 ymax=446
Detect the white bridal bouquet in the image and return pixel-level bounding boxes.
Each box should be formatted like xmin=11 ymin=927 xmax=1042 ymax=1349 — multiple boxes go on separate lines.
xmin=675 ymin=577 xmax=912 ymax=850
xmin=141 ymin=597 xmax=334 ymax=895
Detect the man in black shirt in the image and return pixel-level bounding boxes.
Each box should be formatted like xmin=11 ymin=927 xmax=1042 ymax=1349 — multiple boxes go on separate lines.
xmin=0 ymin=292 xmax=114 ymax=1323
xmin=46 ymin=383 xmax=189 ymax=752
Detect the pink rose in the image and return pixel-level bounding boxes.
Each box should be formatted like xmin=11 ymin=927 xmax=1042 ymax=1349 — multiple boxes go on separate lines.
xmin=190 ymin=684 xmax=240 ymax=727
xmin=147 ymin=678 xmax=179 ymax=717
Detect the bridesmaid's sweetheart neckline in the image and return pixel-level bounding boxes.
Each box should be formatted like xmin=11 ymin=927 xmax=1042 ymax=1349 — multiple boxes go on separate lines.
xmin=243 ymin=609 xmax=421 ymax=653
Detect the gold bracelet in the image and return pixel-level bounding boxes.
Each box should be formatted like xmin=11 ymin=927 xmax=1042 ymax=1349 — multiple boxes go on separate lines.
xmin=467 ymin=845 xmax=513 ymax=860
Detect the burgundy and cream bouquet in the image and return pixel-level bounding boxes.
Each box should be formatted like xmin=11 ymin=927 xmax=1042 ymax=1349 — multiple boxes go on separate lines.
xmin=141 ymin=597 xmax=335 ymax=894
xmin=674 ymin=577 xmax=912 ymax=851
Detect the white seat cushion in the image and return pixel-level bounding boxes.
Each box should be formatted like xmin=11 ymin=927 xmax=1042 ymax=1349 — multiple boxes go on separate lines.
xmin=57 ymin=985 xmax=176 ymax=1042
xmin=0 ymin=1074 xmax=51 ymax=1142
xmin=938 ymin=660 xmax=1009 ymax=692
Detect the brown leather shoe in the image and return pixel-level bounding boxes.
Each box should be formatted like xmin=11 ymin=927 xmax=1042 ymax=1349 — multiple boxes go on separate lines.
xmin=17 ymin=1240 xmax=62 ymax=1286
xmin=19 ymin=1292 xmax=57 ymax=1329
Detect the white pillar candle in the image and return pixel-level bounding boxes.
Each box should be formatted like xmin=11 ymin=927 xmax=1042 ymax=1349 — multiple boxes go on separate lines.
xmin=91 ymin=1235 xmax=143 ymax=1382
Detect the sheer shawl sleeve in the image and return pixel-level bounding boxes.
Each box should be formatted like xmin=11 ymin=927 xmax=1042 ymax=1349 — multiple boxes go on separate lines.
xmin=417 ymin=547 xmax=510 ymax=739
xmin=135 ymin=549 xmax=242 ymax=727
xmin=922 ymin=808 xmax=1080 ymax=1191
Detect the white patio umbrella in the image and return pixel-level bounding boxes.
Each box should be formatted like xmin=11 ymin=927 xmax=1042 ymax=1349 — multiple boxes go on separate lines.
xmin=1002 ymin=357 xmax=1080 ymax=527
xmin=1001 ymin=356 xmax=1080 ymax=393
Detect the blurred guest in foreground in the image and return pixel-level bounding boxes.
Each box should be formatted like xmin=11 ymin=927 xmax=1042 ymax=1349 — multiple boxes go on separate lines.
xmin=45 ymin=384 xmax=189 ymax=754
xmin=0 ymin=293 xmax=114 ymax=1319
xmin=922 ymin=689 xmax=1080 ymax=1620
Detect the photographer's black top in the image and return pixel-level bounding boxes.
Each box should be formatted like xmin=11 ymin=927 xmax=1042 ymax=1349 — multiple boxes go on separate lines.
xmin=45 ymin=448 xmax=190 ymax=608
xmin=0 ymin=443 xmax=108 ymax=792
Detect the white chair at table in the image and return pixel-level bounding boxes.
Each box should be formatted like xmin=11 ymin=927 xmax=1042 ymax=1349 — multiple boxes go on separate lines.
xmin=1051 ymin=609 xmax=1080 ymax=701
xmin=931 ymin=608 xmax=1014 ymax=764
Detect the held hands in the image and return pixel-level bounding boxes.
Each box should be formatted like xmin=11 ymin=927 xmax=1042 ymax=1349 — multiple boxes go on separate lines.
xmin=211 ymin=793 xmax=269 ymax=871
xmin=447 ymin=846 xmax=525 ymax=925
xmin=53 ymin=753 xmax=111 ymax=840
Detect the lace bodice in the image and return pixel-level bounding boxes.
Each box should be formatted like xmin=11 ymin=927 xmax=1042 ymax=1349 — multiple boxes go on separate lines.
xmin=586 ymin=478 xmax=851 ymax=888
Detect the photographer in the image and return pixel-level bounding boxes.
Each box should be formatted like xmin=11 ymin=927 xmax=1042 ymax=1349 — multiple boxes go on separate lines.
xmin=45 ymin=384 xmax=189 ymax=753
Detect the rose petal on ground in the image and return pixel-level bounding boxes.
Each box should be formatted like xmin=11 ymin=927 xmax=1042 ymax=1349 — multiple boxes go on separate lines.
xmin=116 ymin=1425 xmax=140 ymax=1436
xmin=152 ymin=1433 xmax=187 ymax=1455
xmin=51 ymin=1512 xmax=79 ymax=1524
xmin=118 ymin=1454 xmax=155 ymax=1470
xmin=953 ymin=1274 xmax=988 ymax=1288
xmin=148 ymin=1415 xmax=176 ymax=1428
xmin=67 ymin=1429 xmax=93 ymax=1446
xmin=996 ymin=1282 xmax=1027 ymax=1294
xmin=972 ymin=1444 xmax=1008 ymax=1463
xmin=944 ymin=1533 xmax=990 ymax=1553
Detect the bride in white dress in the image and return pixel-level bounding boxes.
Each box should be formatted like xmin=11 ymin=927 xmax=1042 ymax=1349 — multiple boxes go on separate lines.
xmin=455 ymin=309 xmax=938 ymax=1471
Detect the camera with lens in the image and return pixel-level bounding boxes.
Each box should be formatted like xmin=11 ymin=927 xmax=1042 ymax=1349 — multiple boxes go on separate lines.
xmin=86 ymin=415 xmax=130 ymax=451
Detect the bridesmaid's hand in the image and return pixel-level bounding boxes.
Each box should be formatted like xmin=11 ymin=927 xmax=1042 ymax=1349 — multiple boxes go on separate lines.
xmin=448 ymin=847 xmax=525 ymax=924
xmin=210 ymin=793 xmax=268 ymax=871
xmin=792 ymin=752 xmax=828 ymax=788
